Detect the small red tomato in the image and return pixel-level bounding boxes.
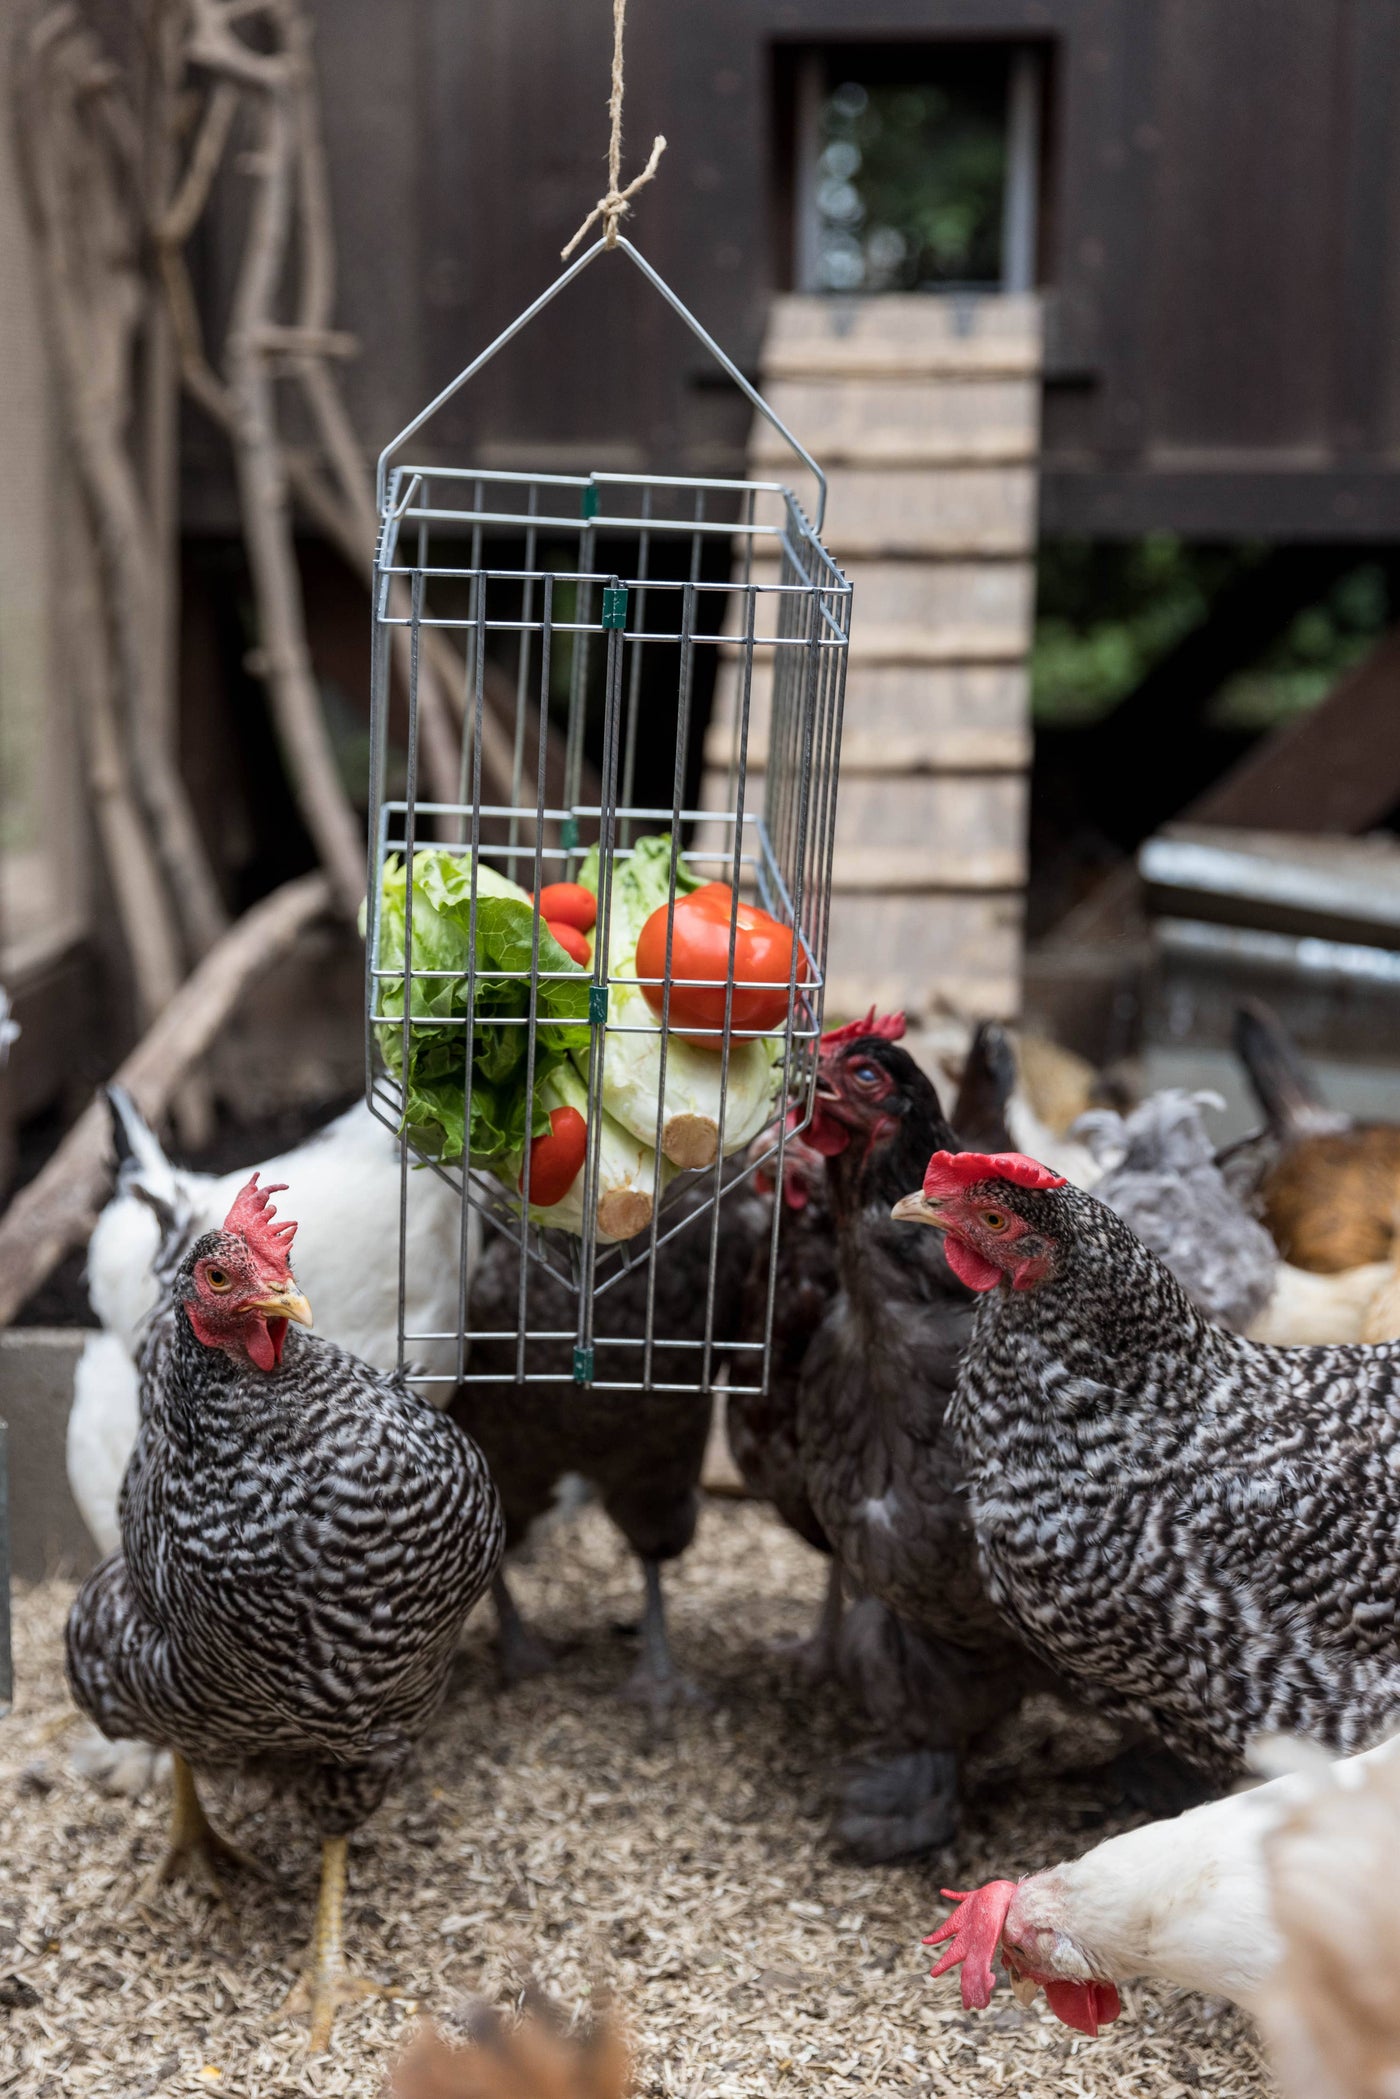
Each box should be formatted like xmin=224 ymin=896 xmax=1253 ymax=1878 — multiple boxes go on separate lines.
xmin=538 ymin=881 xmax=597 ymax=932
xmin=547 ymin=919 xmax=591 ymax=966
xmin=634 ymin=882 xmax=808 ymax=1047
xmin=519 ymin=1105 xmax=587 ymax=1206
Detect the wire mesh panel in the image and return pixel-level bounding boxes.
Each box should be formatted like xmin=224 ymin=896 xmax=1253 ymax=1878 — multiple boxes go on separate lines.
xmin=364 ymin=248 xmax=850 ymax=1399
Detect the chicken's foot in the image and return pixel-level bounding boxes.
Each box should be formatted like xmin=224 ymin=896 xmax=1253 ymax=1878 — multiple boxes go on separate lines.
xmin=619 ymin=1558 xmax=709 ymax=1724
xmin=132 ymin=1754 xmax=267 ymax=1924
xmin=770 ymin=1560 xmax=844 ymax=1682
xmin=278 ymin=1834 xmax=396 ymax=2051
xmin=493 ymin=1572 xmax=555 ymax=1686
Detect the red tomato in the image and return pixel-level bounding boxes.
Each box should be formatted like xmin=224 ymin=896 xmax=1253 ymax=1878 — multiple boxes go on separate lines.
xmin=537 ymin=882 xmax=597 ymax=932
xmin=546 ymin=920 xmax=591 ymax=966
xmin=634 ymin=883 xmax=808 ymax=1047
xmin=519 ymin=1105 xmax=587 ymax=1206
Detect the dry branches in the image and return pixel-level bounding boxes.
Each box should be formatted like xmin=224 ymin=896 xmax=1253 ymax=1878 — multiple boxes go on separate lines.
xmin=0 ymin=871 xmax=330 ymax=1329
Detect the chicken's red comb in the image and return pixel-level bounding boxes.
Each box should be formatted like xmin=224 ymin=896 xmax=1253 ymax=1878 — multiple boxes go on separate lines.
xmin=924 ymin=1883 xmax=1017 ymax=2010
xmin=821 ymin=1006 xmax=906 ymax=1049
xmin=222 ymin=1174 xmax=297 ymax=1273
xmin=922 ymin=1150 xmax=1066 ymax=1200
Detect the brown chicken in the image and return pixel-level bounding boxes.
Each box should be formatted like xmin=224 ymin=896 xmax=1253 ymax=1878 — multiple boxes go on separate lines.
xmin=388 ymin=1994 xmax=630 ymax=2099
xmin=1230 ymin=999 xmax=1400 ymax=1273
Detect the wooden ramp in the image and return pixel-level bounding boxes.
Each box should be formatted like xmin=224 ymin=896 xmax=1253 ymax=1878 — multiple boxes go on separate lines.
xmin=703 ymin=294 xmax=1040 ymax=1027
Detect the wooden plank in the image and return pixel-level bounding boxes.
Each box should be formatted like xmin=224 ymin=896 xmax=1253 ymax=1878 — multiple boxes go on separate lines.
xmin=821 ymin=466 xmax=1038 ymax=559
xmin=766 ymin=293 xmax=1041 ymax=378
xmin=705 ymin=724 xmax=1032 ymax=774
xmin=823 ymin=893 xmax=1024 ymax=1022
xmin=750 ymin=376 xmax=1040 ymax=467
xmin=709 ymin=662 xmax=1031 ymax=761
xmin=833 ymin=846 xmax=1026 ymax=892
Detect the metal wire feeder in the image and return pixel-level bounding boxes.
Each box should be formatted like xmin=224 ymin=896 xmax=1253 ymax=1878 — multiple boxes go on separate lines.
xmin=365 ymin=236 xmax=851 ymax=1399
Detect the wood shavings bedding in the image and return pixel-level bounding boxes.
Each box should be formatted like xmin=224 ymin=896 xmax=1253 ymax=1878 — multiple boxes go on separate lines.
xmin=0 ymin=1500 xmax=1271 ymax=2097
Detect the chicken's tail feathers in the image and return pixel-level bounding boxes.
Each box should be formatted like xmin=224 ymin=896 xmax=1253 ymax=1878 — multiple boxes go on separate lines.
xmin=1233 ymin=1000 xmax=1349 ymax=1140
xmin=952 ymin=1021 xmax=1017 ymax=1152
xmin=106 ymin=1087 xmax=178 ymax=1198
xmin=104 ymin=1087 xmax=195 ymax=1281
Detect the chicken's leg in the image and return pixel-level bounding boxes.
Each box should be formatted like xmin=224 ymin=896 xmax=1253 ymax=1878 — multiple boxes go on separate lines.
xmin=493 ymin=1571 xmax=555 ymax=1686
xmin=619 ymin=1558 xmax=708 ymax=1722
xmin=772 ymin=1560 xmax=844 ymax=1682
xmin=279 ymin=1834 xmax=394 ymax=2051
xmin=135 ymin=1752 xmax=266 ymax=1906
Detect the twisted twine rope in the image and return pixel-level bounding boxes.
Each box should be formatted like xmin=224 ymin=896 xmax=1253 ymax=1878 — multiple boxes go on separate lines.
xmin=560 ymin=0 xmax=666 ymax=258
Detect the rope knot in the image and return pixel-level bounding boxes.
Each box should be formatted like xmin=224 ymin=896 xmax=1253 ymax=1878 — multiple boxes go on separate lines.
xmin=560 ymin=0 xmax=666 ymax=258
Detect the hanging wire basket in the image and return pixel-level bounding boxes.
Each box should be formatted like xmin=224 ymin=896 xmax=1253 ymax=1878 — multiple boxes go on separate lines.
xmin=364 ymin=238 xmax=851 ymax=1396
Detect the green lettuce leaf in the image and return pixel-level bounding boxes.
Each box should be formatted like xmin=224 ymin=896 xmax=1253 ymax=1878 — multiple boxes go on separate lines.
xmin=372 ymin=850 xmax=589 ymax=1165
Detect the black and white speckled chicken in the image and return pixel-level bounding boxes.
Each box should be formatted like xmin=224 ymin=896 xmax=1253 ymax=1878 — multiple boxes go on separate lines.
xmin=893 ymin=1149 xmax=1400 ymax=1781
xmin=65 ymin=1176 xmax=503 ymax=2048
xmin=451 ymin=1173 xmax=765 ymax=1718
xmin=795 ymin=1029 xmax=1043 ymax=1859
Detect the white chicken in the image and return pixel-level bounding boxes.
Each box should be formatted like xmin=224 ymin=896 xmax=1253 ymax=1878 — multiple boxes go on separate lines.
xmin=924 ymin=1729 xmax=1400 ymax=2038
xmin=1259 ymin=1736 xmax=1400 ymax=2099
xmin=69 ymin=1087 xmax=475 ymax=1791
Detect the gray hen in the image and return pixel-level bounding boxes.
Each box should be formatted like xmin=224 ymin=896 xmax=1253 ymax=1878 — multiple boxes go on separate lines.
xmin=1076 ymin=1089 xmax=1278 ymax=1332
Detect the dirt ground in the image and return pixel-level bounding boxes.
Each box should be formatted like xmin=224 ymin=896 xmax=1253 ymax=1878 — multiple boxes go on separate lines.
xmin=1 ymin=1498 xmax=1270 ymax=2099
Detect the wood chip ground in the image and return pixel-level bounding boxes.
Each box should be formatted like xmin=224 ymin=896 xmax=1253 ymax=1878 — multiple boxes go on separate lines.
xmin=1 ymin=1499 xmax=1271 ymax=2097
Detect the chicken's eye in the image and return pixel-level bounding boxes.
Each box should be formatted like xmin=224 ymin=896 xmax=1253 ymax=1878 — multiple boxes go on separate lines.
xmin=205 ymin=1266 xmax=232 ymax=1292
xmin=852 ymin=1062 xmax=879 ymax=1084
xmin=981 ymin=1210 xmax=1009 ymax=1233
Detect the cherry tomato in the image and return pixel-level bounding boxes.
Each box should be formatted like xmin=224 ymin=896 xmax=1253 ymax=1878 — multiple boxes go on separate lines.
xmin=634 ymin=882 xmax=808 ymax=1048
xmin=547 ymin=919 xmax=591 ymax=966
xmin=537 ymin=882 xmax=597 ymax=932
xmin=519 ymin=1105 xmax=587 ymax=1206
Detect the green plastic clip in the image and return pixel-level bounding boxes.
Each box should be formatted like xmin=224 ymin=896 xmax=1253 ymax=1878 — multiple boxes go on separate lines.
xmin=588 ymin=983 xmax=609 ymax=1025
xmin=561 ymin=816 xmax=579 ymax=850
xmin=581 ymin=485 xmax=600 ymax=520
xmin=601 ymin=585 xmax=628 ymax=630
xmin=573 ymin=1345 xmax=595 ymax=1385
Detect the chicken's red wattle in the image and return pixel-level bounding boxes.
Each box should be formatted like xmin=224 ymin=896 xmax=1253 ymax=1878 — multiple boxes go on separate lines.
xmin=925 ymin=1883 xmax=1123 ymax=2039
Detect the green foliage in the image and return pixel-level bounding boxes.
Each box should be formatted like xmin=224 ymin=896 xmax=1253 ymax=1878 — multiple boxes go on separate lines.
xmin=1033 ymin=541 xmax=1392 ymax=731
xmin=1210 ymin=564 xmax=1389 ymax=728
xmin=1032 ymin=538 xmax=1256 ymax=727
xmin=815 ymin=69 xmax=1009 ymax=292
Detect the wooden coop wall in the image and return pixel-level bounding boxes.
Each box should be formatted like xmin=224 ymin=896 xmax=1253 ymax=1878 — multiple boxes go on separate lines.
xmin=702 ymin=294 xmax=1040 ymax=1027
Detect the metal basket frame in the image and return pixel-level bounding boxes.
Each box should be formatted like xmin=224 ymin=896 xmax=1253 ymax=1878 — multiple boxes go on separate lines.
xmin=365 ymin=239 xmax=851 ymax=1396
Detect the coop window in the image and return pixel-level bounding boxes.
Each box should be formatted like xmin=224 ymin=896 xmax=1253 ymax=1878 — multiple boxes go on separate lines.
xmin=790 ymin=44 xmax=1043 ymax=296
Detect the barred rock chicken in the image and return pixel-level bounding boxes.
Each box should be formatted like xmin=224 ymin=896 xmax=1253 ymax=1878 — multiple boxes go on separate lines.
xmin=71 ymin=1088 xmax=471 ymax=1559
xmin=452 ymin=1173 xmax=765 ymax=1718
xmin=892 ymin=1150 xmax=1400 ymax=1781
xmin=66 ymin=1176 xmax=503 ymax=2048
xmin=924 ymin=1728 xmax=1400 ymax=2040
xmin=795 ymin=1030 xmax=1041 ymax=1859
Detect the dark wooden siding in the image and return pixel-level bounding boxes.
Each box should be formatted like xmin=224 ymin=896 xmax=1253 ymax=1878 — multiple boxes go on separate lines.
xmin=185 ymin=0 xmax=1400 ymax=537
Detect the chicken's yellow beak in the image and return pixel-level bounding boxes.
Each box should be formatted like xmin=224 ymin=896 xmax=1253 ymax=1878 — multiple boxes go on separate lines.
xmin=891 ymin=1189 xmax=944 ymax=1227
xmin=247 ymin=1281 xmax=314 ymax=1328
